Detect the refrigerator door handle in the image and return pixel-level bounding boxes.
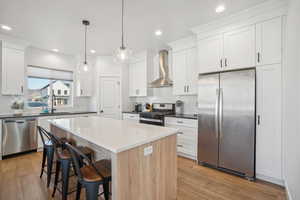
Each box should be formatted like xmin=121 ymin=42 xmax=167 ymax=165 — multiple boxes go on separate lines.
xmin=219 ymin=88 xmax=223 ymax=139
xmin=215 ymin=89 xmax=220 ymax=139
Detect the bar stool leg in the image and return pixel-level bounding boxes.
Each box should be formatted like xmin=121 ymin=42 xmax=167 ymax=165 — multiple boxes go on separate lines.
xmin=61 ymin=159 xmax=71 ymax=200
xmin=40 ymin=147 xmax=47 ymax=178
xmin=85 ymin=182 xmax=100 ymax=200
xmin=52 ymin=160 xmax=61 ymax=197
xmin=103 ymin=181 xmax=110 ymax=200
xmin=75 ymin=181 xmax=82 ymax=200
xmin=46 ymin=146 xmax=54 ymax=187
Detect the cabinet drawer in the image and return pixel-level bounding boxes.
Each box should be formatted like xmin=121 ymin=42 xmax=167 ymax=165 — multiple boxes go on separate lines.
xmin=123 ymin=113 xmax=139 ymax=121
xmin=165 ymin=117 xmax=197 ymax=128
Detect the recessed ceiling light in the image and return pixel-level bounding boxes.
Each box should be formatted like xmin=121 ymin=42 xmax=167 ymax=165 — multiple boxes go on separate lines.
xmin=155 ymin=30 xmax=163 ymax=36
xmin=52 ymin=49 xmax=59 ymax=52
xmin=216 ymin=5 xmax=226 ymax=13
xmin=90 ymin=49 xmax=96 ymax=54
xmin=1 ymin=25 xmax=12 ymax=31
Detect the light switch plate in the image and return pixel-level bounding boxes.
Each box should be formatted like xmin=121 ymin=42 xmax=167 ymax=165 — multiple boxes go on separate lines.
xmin=144 ymin=146 xmax=153 ymax=156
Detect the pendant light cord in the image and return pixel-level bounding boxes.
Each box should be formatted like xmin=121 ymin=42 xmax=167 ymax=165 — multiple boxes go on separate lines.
xmin=121 ymin=0 xmax=124 ymax=49
xmin=84 ymin=23 xmax=87 ymax=64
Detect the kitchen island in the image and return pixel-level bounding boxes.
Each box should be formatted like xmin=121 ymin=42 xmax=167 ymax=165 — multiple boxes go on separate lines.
xmin=48 ymin=116 xmax=178 ymax=200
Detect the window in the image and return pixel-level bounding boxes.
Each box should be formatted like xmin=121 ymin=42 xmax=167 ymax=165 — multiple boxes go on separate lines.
xmin=27 ymin=66 xmax=73 ymax=108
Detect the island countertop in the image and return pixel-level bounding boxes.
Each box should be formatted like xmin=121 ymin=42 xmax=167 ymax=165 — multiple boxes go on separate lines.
xmin=49 ymin=116 xmax=178 ymax=153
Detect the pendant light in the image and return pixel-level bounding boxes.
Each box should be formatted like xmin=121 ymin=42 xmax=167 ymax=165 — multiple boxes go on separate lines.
xmin=114 ymin=0 xmax=132 ymax=62
xmin=82 ymin=20 xmax=90 ymax=71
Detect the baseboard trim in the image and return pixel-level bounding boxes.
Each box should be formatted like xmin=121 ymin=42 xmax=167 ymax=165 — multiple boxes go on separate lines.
xmin=285 ymin=181 xmax=293 ymax=200
xmin=256 ymin=173 xmax=284 ymax=186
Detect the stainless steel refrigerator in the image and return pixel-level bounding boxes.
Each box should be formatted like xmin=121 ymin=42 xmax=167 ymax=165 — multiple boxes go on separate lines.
xmin=197 ymin=69 xmax=256 ymax=179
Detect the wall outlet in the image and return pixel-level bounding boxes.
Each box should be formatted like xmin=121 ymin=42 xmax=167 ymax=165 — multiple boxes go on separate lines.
xmin=144 ymin=146 xmax=153 ymax=156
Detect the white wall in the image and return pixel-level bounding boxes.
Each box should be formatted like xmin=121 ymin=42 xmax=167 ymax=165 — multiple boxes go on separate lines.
xmin=283 ymin=0 xmax=300 ymax=199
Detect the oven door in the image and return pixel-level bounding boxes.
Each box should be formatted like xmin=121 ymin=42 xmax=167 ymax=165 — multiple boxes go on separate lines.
xmin=139 ymin=117 xmax=164 ymax=126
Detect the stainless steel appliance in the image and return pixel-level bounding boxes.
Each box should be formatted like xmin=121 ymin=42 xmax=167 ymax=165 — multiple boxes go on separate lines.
xmin=175 ymin=100 xmax=184 ymax=115
xmin=197 ymin=69 xmax=256 ymax=179
xmin=134 ymin=104 xmax=143 ymax=113
xmin=2 ymin=118 xmax=38 ymax=156
xmin=140 ymin=103 xmax=175 ymax=126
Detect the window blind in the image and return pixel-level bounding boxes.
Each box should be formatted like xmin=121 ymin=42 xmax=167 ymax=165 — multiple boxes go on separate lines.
xmin=27 ymin=65 xmax=73 ymax=81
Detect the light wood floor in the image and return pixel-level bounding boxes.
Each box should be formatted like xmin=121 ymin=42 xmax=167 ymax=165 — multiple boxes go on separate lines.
xmin=0 ymin=152 xmax=286 ymax=200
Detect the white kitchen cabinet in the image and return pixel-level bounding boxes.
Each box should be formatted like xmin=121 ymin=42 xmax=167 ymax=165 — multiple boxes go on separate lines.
xmin=256 ymin=17 xmax=282 ymax=66
xmin=198 ymin=35 xmax=223 ymax=74
xmin=1 ymin=42 xmax=25 ymax=95
xmin=122 ymin=113 xmax=139 ymax=122
xmin=165 ymin=117 xmax=198 ymax=160
xmin=172 ymin=51 xmax=187 ymax=95
xmin=223 ymin=25 xmax=256 ymax=70
xmin=76 ymin=66 xmax=93 ymax=97
xmin=172 ymin=47 xmax=197 ymax=96
xmin=129 ymin=56 xmax=147 ymax=97
xmin=256 ymin=64 xmax=283 ymax=184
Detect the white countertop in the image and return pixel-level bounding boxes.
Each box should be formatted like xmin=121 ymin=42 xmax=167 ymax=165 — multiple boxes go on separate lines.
xmin=48 ymin=116 xmax=178 ymax=153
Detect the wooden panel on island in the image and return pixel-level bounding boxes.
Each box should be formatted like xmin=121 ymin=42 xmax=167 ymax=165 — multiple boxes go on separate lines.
xmin=114 ymin=134 xmax=177 ymax=200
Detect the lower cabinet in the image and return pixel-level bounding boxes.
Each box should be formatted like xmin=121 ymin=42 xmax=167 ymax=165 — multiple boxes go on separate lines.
xmin=165 ymin=117 xmax=198 ymax=160
xmin=122 ymin=113 xmax=140 ymax=122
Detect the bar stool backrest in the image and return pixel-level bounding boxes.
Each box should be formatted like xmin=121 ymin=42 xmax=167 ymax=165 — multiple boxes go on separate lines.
xmin=37 ymin=126 xmax=52 ymax=146
xmin=65 ymin=143 xmax=104 ymax=182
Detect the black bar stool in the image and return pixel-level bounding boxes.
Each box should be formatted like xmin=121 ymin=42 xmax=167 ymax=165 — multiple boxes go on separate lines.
xmin=65 ymin=143 xmax=112 ymax=200
xmin=45 ymin=129 xmax=93 ymax=200
xmin=37 ymin=126 xmax=56 ymax=187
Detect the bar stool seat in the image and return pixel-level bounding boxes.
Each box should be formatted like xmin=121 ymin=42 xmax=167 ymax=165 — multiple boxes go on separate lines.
xmin=57 ymin=146 xmax=93 ymax=160
xmin=80 ymin=159 xmax=111 ymax=182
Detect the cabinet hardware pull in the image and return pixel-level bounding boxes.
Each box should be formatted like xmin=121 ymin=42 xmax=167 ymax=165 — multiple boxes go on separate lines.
xmin=220 ymin=59 xmax=223 ymax=68
xmin=81 ymin=89 xmax=83 ymax=95
xmin=257 ymin=52 xmax=261 ymax=63
xmin=21 ymin=86 xmax=23 ymax=93
xmin=177 ymin=121 xmax=183 ymax=124
xmin=184 ymin=86 xmax=186 ymax=93
xmin=257 ymin=115 xmax=261 ymax=125
xmin=225 ymin=58 xmax=228 ymax=67
xmin=177 ymin=145 xmax=183 ymax=147
xmin=177 ymin=132 xmax=184 ymax=135
xmin=187 ymin=85 xmax=189 ymax=93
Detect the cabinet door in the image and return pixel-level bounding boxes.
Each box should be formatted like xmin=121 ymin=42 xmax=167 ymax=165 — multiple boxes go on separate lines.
xmin=128 ymin=62 xmax=137 ymax=96
xmin=224 ymin=25 xmax=255 ymax=70
xmin=2 ymin=47 xmax=25 ymax=95
xmin=186 ymin=47 xmax=197 ymax=95
xmin=135 ymin=60 xmax=147 ymax=97
xmin=197 ymin=35 xmax=223 ymax=74
xmin=172 ymin=51 xmax=187 ymax=95
xmin=77 ymin=67 xmax=92 ymax=96
xmin=256 ymin=64 xmax=282 ymax=181
xmin=256 ymin=17 xmax=282 ymax=66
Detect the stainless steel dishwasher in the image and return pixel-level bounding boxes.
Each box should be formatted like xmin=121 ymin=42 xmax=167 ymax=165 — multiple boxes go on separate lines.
xmin=2 ymin=118 xmax=38 ymax=156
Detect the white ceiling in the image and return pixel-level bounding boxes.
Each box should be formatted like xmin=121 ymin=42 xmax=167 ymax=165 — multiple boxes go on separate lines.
xmin=0 ymin=0 xmax=268 ymax=56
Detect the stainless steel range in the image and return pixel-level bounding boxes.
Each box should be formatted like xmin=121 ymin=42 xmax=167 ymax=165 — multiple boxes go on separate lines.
xmin=139 ymin=103 xmax=175 ymax=126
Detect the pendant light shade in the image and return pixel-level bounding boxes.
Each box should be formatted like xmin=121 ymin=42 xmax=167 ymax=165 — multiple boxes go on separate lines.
xmin=114 ymin=0 xmax=132 ymax=63
xmin=82 ymin=20 xmax=90 ymax=71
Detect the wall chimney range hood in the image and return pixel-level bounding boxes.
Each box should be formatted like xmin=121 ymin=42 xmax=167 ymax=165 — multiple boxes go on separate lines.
xmin=149 ymin=49 xmax=173 ymax=88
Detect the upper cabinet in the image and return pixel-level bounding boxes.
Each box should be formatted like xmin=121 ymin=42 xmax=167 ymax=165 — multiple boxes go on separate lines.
xmin=198 ymin=35 xmax=223 ymax=74
xmin=76 ymin=65 xmax=93 ymax=97
xmin=128 ymin=51 xmax=150 ymax=97
xmin=169 ymin=37 xmax=198 ymax=96
xmin=223 ymin=25 xmax=256 ymax=70
xmin=256 ymin=17 xmax=282 ymax=66
xmin=1 ymin=41 xmax=25 ymax=95
xmin=198 ymin=25 xmax=255 ymax=73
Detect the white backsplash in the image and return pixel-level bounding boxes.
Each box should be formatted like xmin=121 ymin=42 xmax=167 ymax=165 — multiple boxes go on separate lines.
xmin=130 ymin=87 xmax=198 ymax=115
